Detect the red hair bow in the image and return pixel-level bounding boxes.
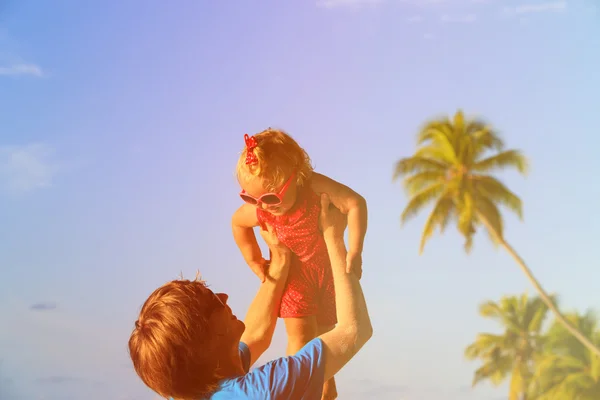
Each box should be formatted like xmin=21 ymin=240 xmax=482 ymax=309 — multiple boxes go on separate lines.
xmin=244 ymin=134 xmax=259 ymax=165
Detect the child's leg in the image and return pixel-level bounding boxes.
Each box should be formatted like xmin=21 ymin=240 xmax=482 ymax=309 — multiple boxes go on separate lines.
xmin=318 ymin=324 xmax=338 ymax=400
xmin=284 ymin=316 xmax=318 ymax=355
xmin=281 ymin=258 xmax=337 ymax=398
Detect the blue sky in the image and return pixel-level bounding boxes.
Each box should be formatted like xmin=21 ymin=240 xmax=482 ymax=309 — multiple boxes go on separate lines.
xmin=1 ymin=0 xmax=599 ymax=399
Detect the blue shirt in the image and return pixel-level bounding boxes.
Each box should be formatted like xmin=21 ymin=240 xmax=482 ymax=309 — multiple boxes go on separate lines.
xmin=210 ymin=338 xmax=325 ymax=399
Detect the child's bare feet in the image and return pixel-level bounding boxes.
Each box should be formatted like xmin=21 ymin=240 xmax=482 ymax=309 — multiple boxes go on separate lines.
xmin=322 ymin=377 xmax=338 ymax=400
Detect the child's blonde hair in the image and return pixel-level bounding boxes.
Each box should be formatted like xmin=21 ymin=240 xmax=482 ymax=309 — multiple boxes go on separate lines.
xmin=236 ymin=128 xmax=313 ymax=191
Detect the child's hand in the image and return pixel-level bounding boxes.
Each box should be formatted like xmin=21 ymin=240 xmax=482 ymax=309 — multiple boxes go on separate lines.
xmin=346 ymin=251 xmax=363 ymax=279
xmin=249 ymin=258 xmax=268 ymax=283
xmin=259 ymin=223 xmax=288 ymax=257
xmin=259 ymin=223 xmax=290 ymax=281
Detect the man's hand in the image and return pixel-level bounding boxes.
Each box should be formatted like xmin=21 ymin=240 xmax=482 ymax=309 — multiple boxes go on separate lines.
xmin=249 ymin=258 xmax=268 ymax=283
xmin=346 ymin=252 xmax=363 ymax=279
xmin=258 ymin=223 xmax=290 ymax=281
xmin=320 ymin=193 xmax=347 ymax=239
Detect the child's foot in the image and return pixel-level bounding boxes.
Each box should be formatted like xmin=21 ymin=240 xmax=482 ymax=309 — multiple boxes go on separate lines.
xmin=322 ymin=377 xmax=338 ymax=400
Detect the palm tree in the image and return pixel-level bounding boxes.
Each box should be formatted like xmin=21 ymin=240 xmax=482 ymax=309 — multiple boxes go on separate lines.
xmin=465 ymin=294 xmax=551 ymax=400
xmin=530 ymin=311 xmax=600 ymax=399
xmin=393 ymin=110 xmax=600 ymax=357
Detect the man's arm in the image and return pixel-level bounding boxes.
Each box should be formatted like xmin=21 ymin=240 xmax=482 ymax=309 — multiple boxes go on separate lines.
xmin=240 ymin=227 xmax=291 ymax=367
xmin=312 ymin=172 xmax=368 ymax=275
xmin=317 ymin=195 xmax=373 ymax=381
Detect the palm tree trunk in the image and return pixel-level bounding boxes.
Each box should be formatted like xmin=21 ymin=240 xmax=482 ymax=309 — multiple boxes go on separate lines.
xmin=478 ymin=216 xmax=600 ymax=358
xmin=508 ymin=372 xmax=521 ymax=400
xmin=509 ymin=367 xmax=528 ymax=400
xmin=500 ymin=240 xmax=600 ymax=357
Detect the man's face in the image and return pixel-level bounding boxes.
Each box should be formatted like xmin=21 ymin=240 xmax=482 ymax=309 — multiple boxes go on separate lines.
xmin=211 ymin=293 xmax=246 ymax=341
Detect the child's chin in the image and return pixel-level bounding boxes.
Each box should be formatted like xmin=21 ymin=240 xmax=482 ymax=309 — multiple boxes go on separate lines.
xmin=267 ymin=208 xmax=287 ymax=216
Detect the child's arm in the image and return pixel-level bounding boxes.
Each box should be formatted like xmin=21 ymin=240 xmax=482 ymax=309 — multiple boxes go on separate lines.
xmin=232 ymin=204 xmax=267 ymax=282
xmin=240 ymin=223 xmax=292 ymax=367
xmin=312 ymin=172 xmax=368 ymax=278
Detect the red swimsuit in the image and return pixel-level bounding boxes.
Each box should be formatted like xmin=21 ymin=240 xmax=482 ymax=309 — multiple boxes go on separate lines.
xmin=257 ymin=185 xmax=337 ymax=326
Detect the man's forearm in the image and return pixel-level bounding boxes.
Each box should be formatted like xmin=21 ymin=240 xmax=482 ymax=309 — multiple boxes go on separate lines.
xmin=324 ymin=232 xmax=372 ymax=336
xmin=241 ymin=251 xmax=290 ymax=366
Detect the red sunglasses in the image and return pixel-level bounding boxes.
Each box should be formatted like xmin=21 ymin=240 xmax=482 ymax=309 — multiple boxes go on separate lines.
xmin=239 ymin=172 xmax=296 ymax=206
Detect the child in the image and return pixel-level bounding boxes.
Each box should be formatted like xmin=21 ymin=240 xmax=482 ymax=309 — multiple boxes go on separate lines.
xmin=231 ymin=128 xmax=368 ymax=400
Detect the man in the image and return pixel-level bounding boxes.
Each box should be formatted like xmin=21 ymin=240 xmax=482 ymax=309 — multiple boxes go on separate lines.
xmin=128 ymin=194 xmax=373 ymax=399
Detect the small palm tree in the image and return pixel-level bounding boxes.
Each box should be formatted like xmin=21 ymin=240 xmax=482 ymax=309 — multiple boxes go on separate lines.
xmin=465 ymin=294 xmax=551 ymax=400
xmin=394 ymin=110 xmax=600 ymax=357
xmin=530 ymin=312 xmax=600 ymax=399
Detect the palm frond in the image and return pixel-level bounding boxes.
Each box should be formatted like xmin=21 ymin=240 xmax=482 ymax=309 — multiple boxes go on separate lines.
xmin=561 ymin=372 xmax=595 ymax=394
xmin=473 ymin=358 xmax=512 ymax=387
xmin=472 ymin=149 xmax=529 ymax=175
xmin=416 ymin=120 xmax=455 ymax=147
xmin=474 ymin=194 xmax=504 ymax=242
xmin=400 ymin=182 xmax=445 ymax=224
xmin=525 ymin=296 xmax=554 ymax=333
xmin=458 ymin=192 xmax=476 ymax=252
xmin=402 ymin=170 xmax=446 ymax=195
xmin=415 ymin=120 xmax=458 ymax=164
xmin=533 ymin=311 xmax=600 ymax=399
xmin=453 ymin=110 xmax=466 ymax=138
xmin=414 ymin=144 xmax=457 ymax=165
xmin=473 ymin=175 xmax=523 ymax=219
xmin=439 ymin=202 xmax=457 ymax=233
xmin=465 ymin=333 xmax=506 ymax=360
xmin=418 ymin=195 xmax=454 ymax=254
xmin=478 ymin=300 xmax=504 ymax=319
xmin=500 ymin=296 xmax=520 ymax=326
xmin=479 ymin=300 xmax=524 ymax=333
xmin=393 ymin=156 xmax=448 ymax=180
xmin=470 ymin=125 xmax=505 ymax=159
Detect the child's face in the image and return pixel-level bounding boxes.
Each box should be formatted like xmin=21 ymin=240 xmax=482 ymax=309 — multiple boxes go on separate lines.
xmin=239 ymin=174 xmax=298 ymax=216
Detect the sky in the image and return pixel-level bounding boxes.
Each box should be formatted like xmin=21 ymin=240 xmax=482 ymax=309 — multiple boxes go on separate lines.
xmin=0 ymin=0 xmax=599 ymax=399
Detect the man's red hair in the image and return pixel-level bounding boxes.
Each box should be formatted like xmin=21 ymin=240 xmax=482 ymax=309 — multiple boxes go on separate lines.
xmin=128 ymin=279 xmax=224 ymax=399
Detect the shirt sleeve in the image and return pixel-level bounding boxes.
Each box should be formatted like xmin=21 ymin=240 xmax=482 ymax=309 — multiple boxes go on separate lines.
xmin=239 ymin=338 xmax=325 ymax=399
xmin=238 ymin=342 xmax=251 ymax=373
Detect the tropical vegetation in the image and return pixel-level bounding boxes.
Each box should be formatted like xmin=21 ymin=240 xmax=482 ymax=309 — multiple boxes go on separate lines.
xmin=393 ymin=110 xmax=600 ymax=357
xmin=464 ymin=294 xmax=551 ymax=400
xmin=466 ymin=294 xmax=600 ymax=400
xmin=530 ymin=311 xmax=600 ymax=399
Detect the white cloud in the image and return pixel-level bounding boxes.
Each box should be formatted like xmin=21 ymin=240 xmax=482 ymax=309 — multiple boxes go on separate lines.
xmin=316 ymin=0 xmax=384 ymax=8
xmin=0 ymin=143 xmax=59 ymax=194
xmin=0 ymin=63 xmax=43 ymax=77
xmin=505 ymin=1 xmax=566 ymax=14
xmin=441 ymin=13 xmax=477 ymax=23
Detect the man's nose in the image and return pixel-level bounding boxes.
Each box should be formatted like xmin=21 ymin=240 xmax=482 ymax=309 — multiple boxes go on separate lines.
xmin=260 ymin=202 xmax=269 ymax=210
